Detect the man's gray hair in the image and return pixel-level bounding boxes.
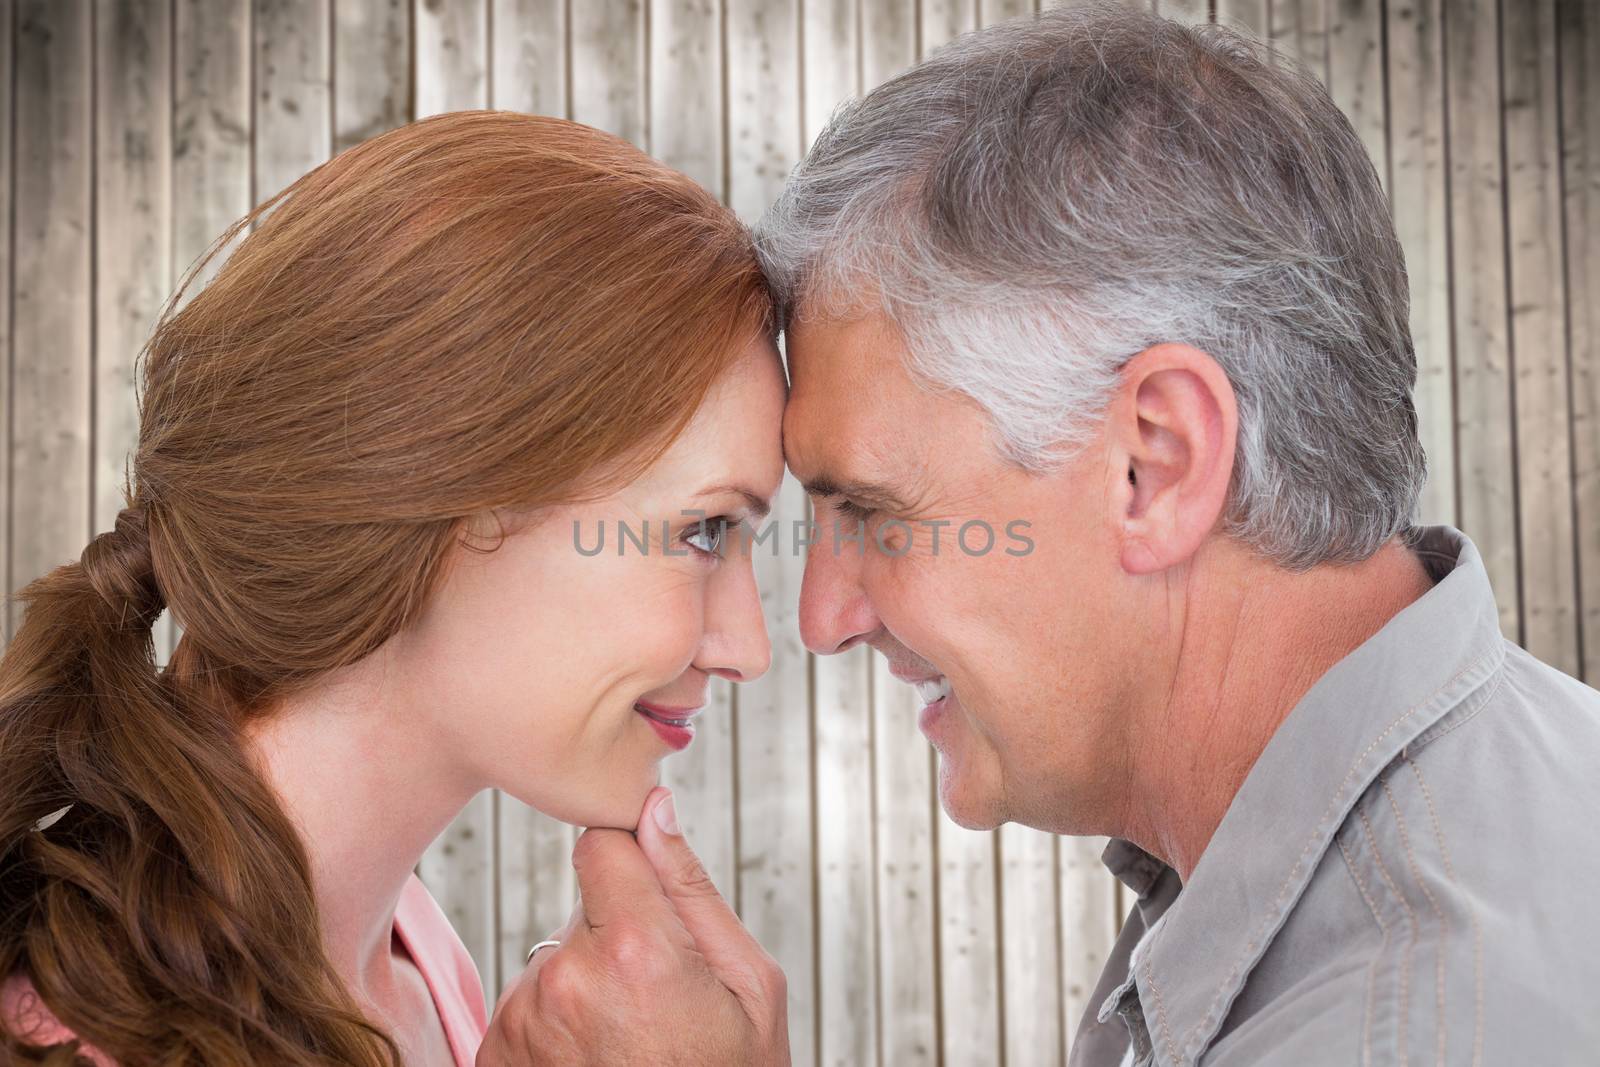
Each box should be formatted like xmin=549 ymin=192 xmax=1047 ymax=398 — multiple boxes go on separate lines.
xmin=754 ymin=1 xmax=1425 ymax=571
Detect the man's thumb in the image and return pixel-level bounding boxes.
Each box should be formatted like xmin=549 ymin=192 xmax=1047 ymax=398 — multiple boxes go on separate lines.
xmin=636 ymin=787 xmax=771 ymax=991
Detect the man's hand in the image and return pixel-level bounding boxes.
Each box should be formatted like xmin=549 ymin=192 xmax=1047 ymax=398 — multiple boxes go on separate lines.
xmin=476 ymin=788 xmax=791 ymax=1066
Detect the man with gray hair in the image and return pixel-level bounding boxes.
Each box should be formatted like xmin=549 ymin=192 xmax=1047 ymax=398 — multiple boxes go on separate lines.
xmin=479 ymin=4 xmax=1600 ymax=1064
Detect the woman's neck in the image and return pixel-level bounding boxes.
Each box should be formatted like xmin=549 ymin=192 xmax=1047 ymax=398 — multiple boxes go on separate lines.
xmin=241 ymin=644 xmax=477 ymax=1000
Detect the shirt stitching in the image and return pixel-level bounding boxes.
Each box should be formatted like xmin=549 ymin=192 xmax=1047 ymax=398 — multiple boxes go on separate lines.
xmin=1406 ymin=667 xmax=1507 ymax=753
xmin=1141 ymin=952 xmax=1175 ymax=1067
xmin=1151 ymin=645 xmax=1501 ymax=1066
xmin=1383 ymin=775 xmax=1448 ymax=1067
xmin=1336 ymin=834 xmax=1391 ymax=1067
xmin=1359 ymin=801 xmax=1416 ymax=1067
xmin=1407 ymin=755 xmax=1484 ymax=1067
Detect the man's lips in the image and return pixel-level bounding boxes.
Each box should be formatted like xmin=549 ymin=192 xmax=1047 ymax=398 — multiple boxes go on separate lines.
xmin=886 ymin=664 xmax=952 ymax=703
xmin=887 ymin=662 xmax=938 ymax=685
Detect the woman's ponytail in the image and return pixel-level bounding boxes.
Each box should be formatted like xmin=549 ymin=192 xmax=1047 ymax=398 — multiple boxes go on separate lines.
xmin=0 ymin=502 xmax=399 ymax=1064
xmin=1 ymin=504 xmax=163 ymax=840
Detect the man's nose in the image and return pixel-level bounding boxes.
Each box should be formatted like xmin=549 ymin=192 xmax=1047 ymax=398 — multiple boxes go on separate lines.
xmin=798 ymin=538 xmax=880 ymax=656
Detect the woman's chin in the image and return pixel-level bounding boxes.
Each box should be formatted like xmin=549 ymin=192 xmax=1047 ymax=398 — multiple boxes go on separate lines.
xmin=501 ymin=773 xmax=659 ymax=833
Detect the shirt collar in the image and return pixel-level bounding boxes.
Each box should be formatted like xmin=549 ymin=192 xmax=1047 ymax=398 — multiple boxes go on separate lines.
xmin=1106 ymin=524 xmax=1509 ymax=1067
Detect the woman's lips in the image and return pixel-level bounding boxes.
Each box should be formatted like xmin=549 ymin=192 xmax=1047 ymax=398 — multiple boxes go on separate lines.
xmin=635 ymin=702 xmax=700 ymax=751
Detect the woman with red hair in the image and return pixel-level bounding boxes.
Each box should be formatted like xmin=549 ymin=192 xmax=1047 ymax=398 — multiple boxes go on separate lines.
xmin=0 ymin=109 xmax=783 ymax=1066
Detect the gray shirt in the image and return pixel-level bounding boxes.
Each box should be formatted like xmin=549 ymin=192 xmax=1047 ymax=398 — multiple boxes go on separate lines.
xmin=1069 ymin=524 xmax=1600 ymax=1067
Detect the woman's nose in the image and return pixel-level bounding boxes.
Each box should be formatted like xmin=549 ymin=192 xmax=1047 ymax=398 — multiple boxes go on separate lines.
xmin=697 ymin=555 xmax=772 ymax=682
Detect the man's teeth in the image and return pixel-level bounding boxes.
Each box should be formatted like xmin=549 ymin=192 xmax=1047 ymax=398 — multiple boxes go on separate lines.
xmin=912 ymin=676 xmax=952 ymax=705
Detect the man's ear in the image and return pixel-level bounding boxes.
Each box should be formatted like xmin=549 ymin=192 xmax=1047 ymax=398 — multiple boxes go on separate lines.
xmin=1105 ymin=343 xmax=1238 ymax=575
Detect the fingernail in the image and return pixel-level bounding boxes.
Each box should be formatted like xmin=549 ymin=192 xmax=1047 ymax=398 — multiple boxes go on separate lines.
xmin=653 ymin=790 xmax=680 ymax=835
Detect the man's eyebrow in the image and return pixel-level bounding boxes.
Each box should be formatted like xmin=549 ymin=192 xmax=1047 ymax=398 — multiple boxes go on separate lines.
xmin=800 ymin=474 xmax=910 ymax=510
xmin=694 ymin=485 xmax=773 ymax=520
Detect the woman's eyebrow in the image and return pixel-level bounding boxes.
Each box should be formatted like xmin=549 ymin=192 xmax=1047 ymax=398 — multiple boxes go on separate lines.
xmin=693 ymin=484 xmax=774 ymax=520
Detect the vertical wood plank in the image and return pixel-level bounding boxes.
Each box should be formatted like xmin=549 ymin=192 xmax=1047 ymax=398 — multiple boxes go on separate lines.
xmin=977 ymin=0 xmax=1035 ymax=26
xmin=10 ymin=1 xmax=92 ymax=637
xmin=817 ymin=638 xmax=877 ymax=1067
xmin=410 ymin=0 xmax=497 ymax=1000
xmin=0 ymin=0 xmax=11 ymax=645
xmin=999 ymin=825 xmax=1064 ymax=1067
xmin=173 ymin=0 xmax=252 ymax=326
xmin=1563 ymin=0 xmax=1600 ymax=683
xmin=649 ymin=0 xmax=722 ymax=262
xmin=418 ymin=787 xmax=498 ymax=1001
xmin=416 ymin=0 xmax=488 ymax=116
xmin=924 ymin=3 xmax=976 ymax=65
xmin=1059 ymin=835 xmax=1117 ymax=1048
xmin=802 ymin=0 xmax=854 ymax=158
xmin=1387 ymin=0 xmax=1455 ymax=528
xmin=1271 ymin=0 xmax=1328 ymax=83
xmin=729 ymin=4 xmax=815 ymax=1062
xmin=170 ymin=0 xmax=250 ymax=663
xmin=491 ymin=0 xmax=566 ymax=116
xmin=649 ymin=0 xmax=738 ymax=909
xmin=1216 ymin=0 xmax=1268 ymax=35
xmin=937 ymin=822 xmax=1003 ymax=1065
xmin=335 ymin=0 xmax=410 ymax=150
xmin=253 ymin=0 xmax=331 ymax=203
xmin=95 ymin=0 xmax=171 ymax=542
xmin=1156 ymin=0 xmax=1210 ymax=24
xmin=571 ymin=0 xmax=646 ymax=147
xmin=1504 ymin=0 xmax=1579 ymax=676
xmin=1445 ymin=0 xmax=1520 ymax=639
xmin=869 ymin=672 xmax=938 ymax=1067
xmin=1327 ymin=0 xmax=1387 ymax=195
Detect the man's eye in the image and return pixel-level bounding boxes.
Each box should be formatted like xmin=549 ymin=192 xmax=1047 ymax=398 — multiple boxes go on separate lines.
xmin=834 ymin=499 xmax=874 ymax=522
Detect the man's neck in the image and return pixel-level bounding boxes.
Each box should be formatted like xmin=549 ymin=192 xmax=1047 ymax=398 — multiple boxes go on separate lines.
xmin=1118 ymin=535 xmax=1439 ymax=883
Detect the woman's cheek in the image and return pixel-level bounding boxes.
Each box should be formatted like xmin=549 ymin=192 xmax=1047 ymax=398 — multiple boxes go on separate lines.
xmin=617 ymin=568 xmax=709 ymax=669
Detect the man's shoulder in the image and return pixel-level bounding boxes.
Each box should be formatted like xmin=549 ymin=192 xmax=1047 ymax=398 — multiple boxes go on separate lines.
xmin=1222 ymin=646 xmax=1600 ymax=1063
xmin=1393 ymin=638 xmax=1600 ymax=876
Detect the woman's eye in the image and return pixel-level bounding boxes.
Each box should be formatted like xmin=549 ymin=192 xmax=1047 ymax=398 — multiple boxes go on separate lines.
xmin=683 ymin=516 xmax=733 ymax=558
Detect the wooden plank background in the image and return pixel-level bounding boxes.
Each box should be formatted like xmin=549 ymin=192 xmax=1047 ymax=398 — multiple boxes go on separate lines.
xmin=2 ymin=1 xmax=1595 ymax=1063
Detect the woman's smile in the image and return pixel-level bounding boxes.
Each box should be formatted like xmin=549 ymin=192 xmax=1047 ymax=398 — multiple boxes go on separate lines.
xmin=634 ymin=701 xmax=703 ymax=751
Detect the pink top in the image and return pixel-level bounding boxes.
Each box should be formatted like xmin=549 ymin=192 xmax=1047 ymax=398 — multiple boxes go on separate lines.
xmin=2 ymin=873 xmax=487 ymax=1067
xmin=391 ymin=872 xmax=490 ymax=1065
